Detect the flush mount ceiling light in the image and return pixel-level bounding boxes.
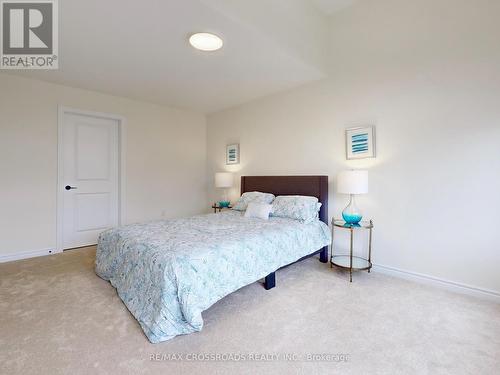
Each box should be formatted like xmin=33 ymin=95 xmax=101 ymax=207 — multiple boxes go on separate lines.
xmin=189 ymin=32 xmax=223 ymax=51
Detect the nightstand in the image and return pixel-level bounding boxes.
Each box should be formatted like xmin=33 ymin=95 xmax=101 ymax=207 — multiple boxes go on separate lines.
xmin=330 ymin=218 xmax=373 ymax=282
xmin=211 ymin=204 xmax=232 ymax=213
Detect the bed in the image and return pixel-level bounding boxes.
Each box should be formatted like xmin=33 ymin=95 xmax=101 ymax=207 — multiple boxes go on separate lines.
xmin=95 ymin=176 xmax=331 ymax=343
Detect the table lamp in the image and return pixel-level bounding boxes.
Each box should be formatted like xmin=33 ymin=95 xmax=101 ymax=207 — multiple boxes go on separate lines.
xmin=215 ymin=172 xmax=233 ymax=208
xmin=337 ymin=170 xmax=368 ymax=224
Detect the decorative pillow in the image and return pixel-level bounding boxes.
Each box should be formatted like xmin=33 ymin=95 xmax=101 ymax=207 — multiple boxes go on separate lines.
xmin=314 ymin=202 xmax=322 ymax=219
xmin=271 ymin=195 xmax=320 ymax=223
xmin=244 ymin=203 xmax=273 ymax=220
xmin=232 ymin=191 xmax=275 ymax=211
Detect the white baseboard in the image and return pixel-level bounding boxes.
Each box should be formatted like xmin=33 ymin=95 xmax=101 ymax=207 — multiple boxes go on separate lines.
xmin=0 ymin=248 xmax=57 ymax=263
xmin=372 ymin=263 xmax=500 ymax=303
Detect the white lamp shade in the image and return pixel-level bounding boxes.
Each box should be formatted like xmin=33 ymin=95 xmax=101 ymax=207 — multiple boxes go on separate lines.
xmin=215 ymin=172 xmax=233 ymax=188
xmin=337 ymin=170 xmax=368 ymax=194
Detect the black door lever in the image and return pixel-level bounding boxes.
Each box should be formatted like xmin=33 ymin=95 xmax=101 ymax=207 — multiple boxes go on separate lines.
xmin=65 ymin=185 xmax=77 ymax=190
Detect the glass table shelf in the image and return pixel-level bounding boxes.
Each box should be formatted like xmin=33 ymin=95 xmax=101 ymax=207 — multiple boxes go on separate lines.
xmin=330 ymin=255 xmax=371 ymax=270
xmin=332 ymin=220 xmax=373 ymax=229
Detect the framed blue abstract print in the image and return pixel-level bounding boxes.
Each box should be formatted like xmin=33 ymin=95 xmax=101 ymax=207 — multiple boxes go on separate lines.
xmin=346 ymin=126 xmax=376 ymax=160
xmin=226 ymin=143 xmax=240 ymax=165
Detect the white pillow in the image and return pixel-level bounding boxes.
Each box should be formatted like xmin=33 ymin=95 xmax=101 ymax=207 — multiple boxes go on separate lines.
xmin=271 ymin=195 xmax=320 ymax=223
xmin=244 ymin=202 xmax=273 ymax=220
xmin=232 ymin=191 xmax=275 ymax=211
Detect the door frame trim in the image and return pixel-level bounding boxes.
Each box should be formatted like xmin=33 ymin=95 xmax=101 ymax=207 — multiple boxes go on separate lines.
xmin=56 ymin=106 xmax=127 ymax=253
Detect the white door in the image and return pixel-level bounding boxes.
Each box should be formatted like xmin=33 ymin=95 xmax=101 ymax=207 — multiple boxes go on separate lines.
xmin=61 ymin=112 xmax=119 ymax=250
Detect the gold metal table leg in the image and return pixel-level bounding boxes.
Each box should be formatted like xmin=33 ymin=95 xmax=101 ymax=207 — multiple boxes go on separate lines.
xmin=368 ymin=220 xmax=373 ymax=273
xmin=330 ymin=220 xmax=335 ymax=268
xmin=349 ymin=227 xmax=353 ymax=282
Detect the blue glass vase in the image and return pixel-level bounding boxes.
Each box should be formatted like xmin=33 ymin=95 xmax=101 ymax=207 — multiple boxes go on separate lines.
xmin=342 ymin=195 xmax=362 ymax=224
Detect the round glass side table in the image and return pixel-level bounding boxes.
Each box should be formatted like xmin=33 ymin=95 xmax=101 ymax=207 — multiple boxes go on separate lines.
xmin=330 ymin=219 xmax=373 ymax=282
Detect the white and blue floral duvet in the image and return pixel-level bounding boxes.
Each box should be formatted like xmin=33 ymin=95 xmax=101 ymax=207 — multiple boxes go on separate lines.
xmin=95 ymin=210 xmax=330 ymax=343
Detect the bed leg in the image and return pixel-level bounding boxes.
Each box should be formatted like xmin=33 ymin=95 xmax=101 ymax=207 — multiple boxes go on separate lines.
xmin=319 ymin=247 xmax=328 ymax=263
xmin=264 ymin=272 xmax=276 ymax=290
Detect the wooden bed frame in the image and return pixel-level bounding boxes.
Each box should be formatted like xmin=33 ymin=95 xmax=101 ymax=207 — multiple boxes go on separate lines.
xmin=240 ymin=175 xmax=329 ymax=290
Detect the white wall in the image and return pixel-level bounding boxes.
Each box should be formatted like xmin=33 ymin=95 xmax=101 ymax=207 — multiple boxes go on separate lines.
xmin=207 ymin=0 xmax=500 ymax=294
xmin=0 ymin=73 xmax=207 ymax=259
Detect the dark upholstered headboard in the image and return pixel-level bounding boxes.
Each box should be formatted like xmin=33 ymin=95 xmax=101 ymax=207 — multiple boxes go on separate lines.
xmin=240 ymin=176 xmax=328 ymax=225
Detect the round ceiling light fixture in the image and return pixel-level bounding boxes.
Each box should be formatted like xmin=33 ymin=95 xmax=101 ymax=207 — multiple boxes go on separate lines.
xmin=189 ymin=32 xmax=223 ymax=52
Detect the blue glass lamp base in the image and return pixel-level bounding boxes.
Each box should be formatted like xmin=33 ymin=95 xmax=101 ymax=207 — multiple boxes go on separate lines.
xmin=342 ymin=194 xmax=363 ymax=224
xmin=342 ymin=212 xmax=362 ymax=225
xmin=218 ymin=201 xmax=231 ymax=208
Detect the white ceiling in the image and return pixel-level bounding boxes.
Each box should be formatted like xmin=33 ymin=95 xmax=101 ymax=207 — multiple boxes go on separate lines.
xmin=309 ymin=0 xmax=358 ymax=15
xmin=13 ymin=0 xmax=356 ymax=113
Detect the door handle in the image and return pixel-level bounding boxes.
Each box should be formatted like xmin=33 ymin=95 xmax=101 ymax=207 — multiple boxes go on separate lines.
xmin=65 ymin=185 xmax=78 ymax=190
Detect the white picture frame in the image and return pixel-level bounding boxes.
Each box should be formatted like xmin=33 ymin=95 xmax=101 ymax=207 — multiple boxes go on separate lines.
xmin=226 ymin=143 xmax=240 ymax=165
xmin=346 ymin=126 xmax=376 ymax=160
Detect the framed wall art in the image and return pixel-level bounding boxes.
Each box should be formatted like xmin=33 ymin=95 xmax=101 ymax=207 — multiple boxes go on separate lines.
xmin=226 ymin=143 xmax=240 ymax=165
xmin=346 ymin=126 xmax=376 ymax=160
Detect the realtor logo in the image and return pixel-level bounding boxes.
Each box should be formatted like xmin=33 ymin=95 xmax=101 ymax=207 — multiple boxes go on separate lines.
xmin=1 ymin=0 xmax=58 ymax=69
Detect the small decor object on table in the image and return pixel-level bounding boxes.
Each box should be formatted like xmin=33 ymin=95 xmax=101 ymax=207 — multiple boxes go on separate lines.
xmin=337 ymin=170 xmax=368 ymax=225
xmin=212 ymin=203 xmax=232 ymax=213
xmin=346 ymin=126 xmax=375 ymax=160
xmin=226 ymin=143 xmax=240 ymax=165
xmin=330 ymin=219 xmax=373 ymax=282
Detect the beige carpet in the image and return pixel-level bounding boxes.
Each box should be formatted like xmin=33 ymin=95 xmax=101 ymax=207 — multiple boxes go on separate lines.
xmin=1 ymin=247 xmax=499 ymax=375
